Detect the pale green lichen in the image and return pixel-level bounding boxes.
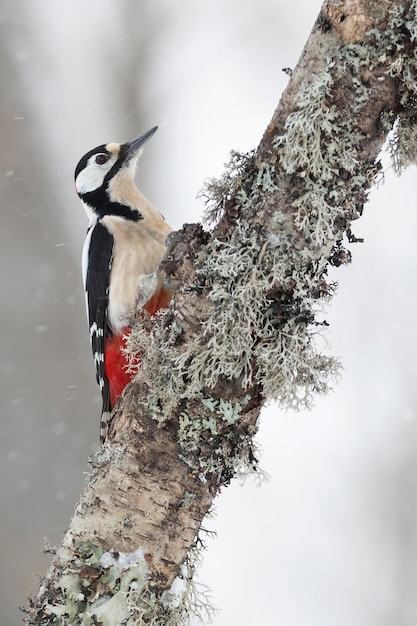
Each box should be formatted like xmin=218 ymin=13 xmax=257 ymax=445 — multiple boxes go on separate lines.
xmin=388 ymin=117 xmax=417 ymax=173
xmin=123 ymin=544 xmax=217 ymax=626
xmin=124 ymin=308 xmax=186 ymax=418
xmin=158 ymin=547 xmax=218 ymax=626
xmin=180 ymin=492 xmax=196 ymax=509
xmin=176 ymin=395 xmax=258 ymax=482
xmin=160 ymin=216 xmax=340 ymax=416
xmin=273 ymin=65 xmax=341 ymax=180
xmin=199 ymin=150 xmax=255 ymax=226
xmin=39 ymin=545 xmax=151 ymax=626
xmin=372 ymin=1 xmax=417 ymax=173
xmin=200 ymin=396 xmax=249 ymax=425
xmin=37 ymin=542 xmax=217 ymax=626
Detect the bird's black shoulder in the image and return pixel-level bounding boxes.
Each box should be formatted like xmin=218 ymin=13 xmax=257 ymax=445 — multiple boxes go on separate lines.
xmin=85 ymin=221 xmax=114 ymax=334
xmin=84 ymin=221 xmax=113 ymax=417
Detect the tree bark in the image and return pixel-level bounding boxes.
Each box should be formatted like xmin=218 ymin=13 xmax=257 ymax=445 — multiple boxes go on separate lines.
xmin=26 ymin=1 xmax=417 ymax=624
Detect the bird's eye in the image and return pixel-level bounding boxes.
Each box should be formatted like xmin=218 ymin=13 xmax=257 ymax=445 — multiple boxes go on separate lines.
xmin=95 ymin=154 xmax=109 ymax=165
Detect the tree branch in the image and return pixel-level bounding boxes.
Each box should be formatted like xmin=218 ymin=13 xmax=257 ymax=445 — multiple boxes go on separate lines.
xmin=26 ymin=1 xmax=417 ymax=624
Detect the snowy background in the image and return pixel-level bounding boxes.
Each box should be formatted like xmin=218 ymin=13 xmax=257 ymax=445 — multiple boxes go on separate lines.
xmin=1 ymin=1 xmax=417 ymax=624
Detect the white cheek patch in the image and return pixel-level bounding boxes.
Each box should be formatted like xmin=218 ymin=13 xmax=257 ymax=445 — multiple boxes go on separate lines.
xmin=75 ymin=156 xmax=115 ymax=194
xmin=75 ymin=164 xmax=106 ymax=194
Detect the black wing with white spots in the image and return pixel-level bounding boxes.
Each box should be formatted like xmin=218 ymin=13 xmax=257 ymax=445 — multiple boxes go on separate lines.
xmin=84 ymin=221 xmax=114 ymax=422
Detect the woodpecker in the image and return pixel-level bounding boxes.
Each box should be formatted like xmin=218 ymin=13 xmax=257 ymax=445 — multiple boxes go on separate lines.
xmin=74 ymin=126 xmax=173 ymax=442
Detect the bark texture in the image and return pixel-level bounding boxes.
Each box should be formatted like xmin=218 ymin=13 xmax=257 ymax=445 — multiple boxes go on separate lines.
xmin=26 ymin=1 xmax=416 ymax=624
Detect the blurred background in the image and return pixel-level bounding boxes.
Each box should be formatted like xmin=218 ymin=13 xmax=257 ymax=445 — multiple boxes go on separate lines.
xmin=1 ymin=1 xmax=416 ymax=624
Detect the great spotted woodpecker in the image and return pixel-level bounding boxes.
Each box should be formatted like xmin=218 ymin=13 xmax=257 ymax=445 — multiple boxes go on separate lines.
xmin=74 ymin=127 xmax=173 ymax=442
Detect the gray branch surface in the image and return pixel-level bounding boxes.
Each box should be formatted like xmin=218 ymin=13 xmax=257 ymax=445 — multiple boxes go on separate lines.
xmin=26 ymin=1 xmax=417 ymax=624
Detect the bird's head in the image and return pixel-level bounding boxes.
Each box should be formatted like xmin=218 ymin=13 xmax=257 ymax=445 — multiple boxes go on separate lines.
xmin=74 ymin=126 xmax=158 ymax=202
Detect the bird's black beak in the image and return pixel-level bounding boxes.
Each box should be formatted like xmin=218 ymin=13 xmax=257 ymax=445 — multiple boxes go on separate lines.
xmin=125 ymin=126 xmax=158 ymax=158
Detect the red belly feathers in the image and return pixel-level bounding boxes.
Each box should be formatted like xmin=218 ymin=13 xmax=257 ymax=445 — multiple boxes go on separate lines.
xmin=104 ymin=286 xmax=172 ymax=410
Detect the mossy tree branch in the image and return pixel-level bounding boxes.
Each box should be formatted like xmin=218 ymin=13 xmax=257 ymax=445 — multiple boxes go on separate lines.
xmin=26 ymin=1 xmax=417 ymax=624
